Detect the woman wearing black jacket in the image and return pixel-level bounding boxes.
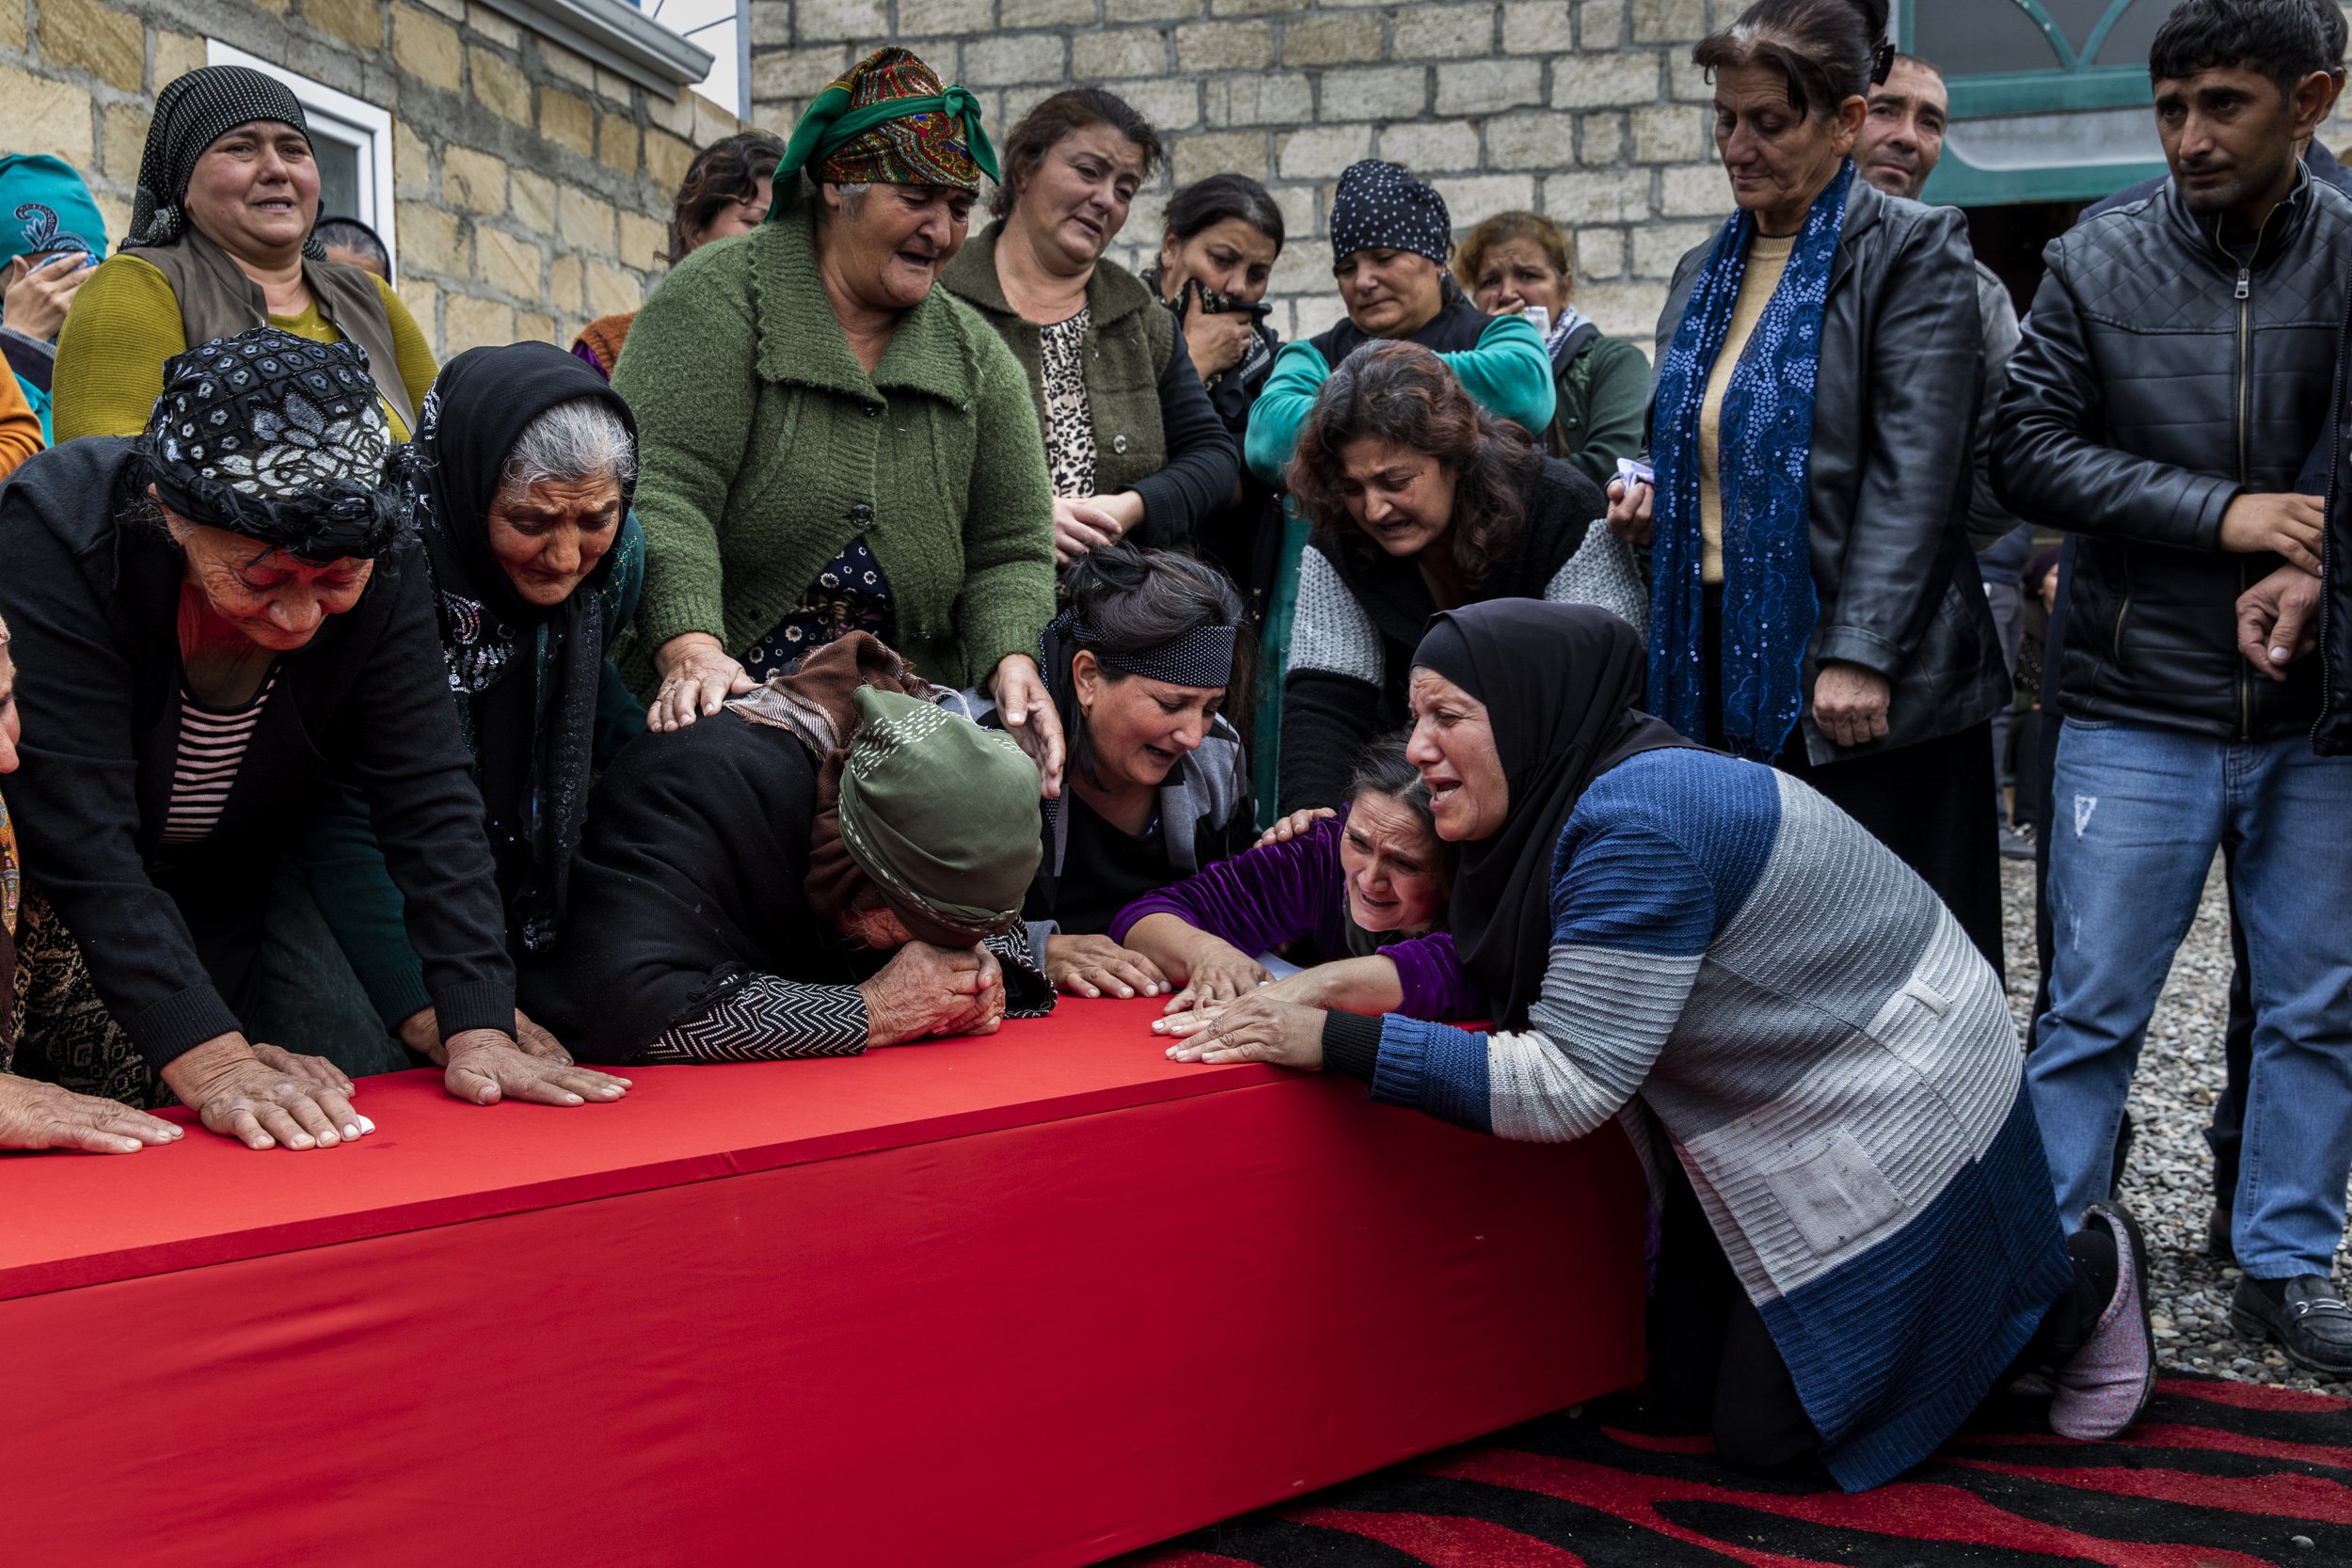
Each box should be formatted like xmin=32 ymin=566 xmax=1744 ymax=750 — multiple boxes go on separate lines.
xmin=1279 ymin=341 xmax=1641 ymax=813
xmin=0 ymin=328 xmax=627 ymax=1148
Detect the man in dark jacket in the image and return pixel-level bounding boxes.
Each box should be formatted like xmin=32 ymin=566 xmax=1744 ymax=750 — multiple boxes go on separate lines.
xmin=1993 ymin=0 xmax=2352 ymax=1377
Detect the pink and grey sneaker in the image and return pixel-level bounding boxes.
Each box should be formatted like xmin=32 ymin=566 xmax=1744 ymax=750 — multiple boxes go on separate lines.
xmin=2049 ymin=1201 xmax=2155 ymax=1441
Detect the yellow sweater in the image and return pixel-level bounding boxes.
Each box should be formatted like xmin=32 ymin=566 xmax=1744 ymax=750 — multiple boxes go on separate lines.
xmin=51 ymin=253 xmax=437 ymax=444
xmin=1697 ymin=231 xmax=1796 ymax=586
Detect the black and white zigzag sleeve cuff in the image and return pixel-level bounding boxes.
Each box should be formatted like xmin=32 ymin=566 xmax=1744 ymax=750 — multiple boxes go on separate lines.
xmin=644 ymin=975 xmax=871 ymax=1063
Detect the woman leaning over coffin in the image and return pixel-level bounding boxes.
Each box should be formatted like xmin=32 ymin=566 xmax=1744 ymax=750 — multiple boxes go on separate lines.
xmin=611 ymin=46 xmax=1064 ymax=790
xmin=0 ymin=329 xmax=628 ymax=1151
xmin=1002 ymin=543 xmax=1256 ymax=1001
xmin=298 ymin=342 xmax=647 ymax=1062
xmin=1173 ymin=600 xmax=2152 ymax=1490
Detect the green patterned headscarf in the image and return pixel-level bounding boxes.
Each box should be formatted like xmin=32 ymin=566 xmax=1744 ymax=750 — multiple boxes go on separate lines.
xmin=836 ymin=689 xmax=1041 ymax=947
xmin=775 ymin=46 xmax=996 ymax=197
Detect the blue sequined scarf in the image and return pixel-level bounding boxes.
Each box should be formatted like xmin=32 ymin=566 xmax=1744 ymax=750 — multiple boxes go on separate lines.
xmin=1647 ymin=162 xmax=1851 ymax=759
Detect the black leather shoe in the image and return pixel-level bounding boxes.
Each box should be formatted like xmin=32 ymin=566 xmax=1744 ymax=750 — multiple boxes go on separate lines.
xmin=2231 ymin=1275 xmax=2352 ymax=1377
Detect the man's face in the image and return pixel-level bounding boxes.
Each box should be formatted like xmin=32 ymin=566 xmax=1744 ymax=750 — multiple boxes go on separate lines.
xmin=2154 ymin=62 xmax=2324 ymax=219
xmin=1855 ymin=58 xmax=1949 ymax=199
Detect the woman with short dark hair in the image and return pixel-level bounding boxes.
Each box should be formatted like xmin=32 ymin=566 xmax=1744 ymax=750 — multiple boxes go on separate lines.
xmin=0 ymin=328 xmax=628 ymax=1148
xmin=1007 ymin=543 xmax=1256 ymax=1001
xmin=570 ymin=130 xmax=787 ymax=380
xmin=1607 ymin=0 xmax=2009 ymax=965
xmin=941 ymin=89 xmax=1239 ymax=563
xmin=1280 ymin=342 xmax=1641 ymax=812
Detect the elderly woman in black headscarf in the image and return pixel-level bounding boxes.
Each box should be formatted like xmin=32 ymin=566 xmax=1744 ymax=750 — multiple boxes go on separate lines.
xmin=525 ymin=633 xmax=1053 ymax=1065
xmin=300 ymin=342 xmax=646 ymax=1060
xmin=54 ymin=65 xmax=434 ymax=443
xmin=0 ymin=327 xmax=628 ymax=1150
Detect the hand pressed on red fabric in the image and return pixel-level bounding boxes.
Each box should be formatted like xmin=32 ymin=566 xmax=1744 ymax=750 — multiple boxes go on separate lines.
xmin=1163 ymin=992 xmax=1326 ymax=1070
xmin=160 ymin=1034 xmax=368 ymax=1151
xmin=0 ymin=1072 xmax=181 ymax=1154
xmin=1043 ymin=932 xmax=1168 ymax=1000
xmin=442 ymin=1029 xmax=629 ymax=1108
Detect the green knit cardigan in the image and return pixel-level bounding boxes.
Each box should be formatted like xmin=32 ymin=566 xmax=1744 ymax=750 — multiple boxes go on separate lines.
xmin=611 ymin=199 xmax=1057 ymax=695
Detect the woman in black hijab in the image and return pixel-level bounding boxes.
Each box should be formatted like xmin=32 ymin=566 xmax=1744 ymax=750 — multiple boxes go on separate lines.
xmin=301 ymin=341 xmax=646 ymax=1061
xmin=1172 ymin=600 xmax=2151 ymax=1491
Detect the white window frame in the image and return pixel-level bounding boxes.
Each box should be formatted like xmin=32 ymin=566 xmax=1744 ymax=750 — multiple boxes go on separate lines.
xmin=204 ymin=40 xmax=399 ymax=281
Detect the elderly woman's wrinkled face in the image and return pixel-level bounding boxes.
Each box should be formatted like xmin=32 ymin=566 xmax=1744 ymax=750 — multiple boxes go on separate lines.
xmin=0 ymin=618 xmax=19 ymax=776
xmin=184 ymin=120 xmax=320 ymax=261
xmin=1472 ymin=237 xmax=1569 ymax=320
xmin=836 ymin=897 xmax=916 ymax=951
xmin=1017 ymin=125 xmax=1148 ymax=273
xmin=1340 ymin=788 xmax=1447 ymax=934
xmin=1073 ymin=650 xmax=1223 ymax=792
xmin=691 ymin=173 xmax=774 ymax=251
xmin=1335 ymin=248 xmax=1445 ymax=339
xmin=164 ymin=501 xmax=373 ymax=652
xmin=489 ymin=473 xmax=623 ymax=608
xmin=1158 ymin=216 xmax=1279 ymax=305
xmin=1406 ymin=668 xmax=1509 ymax=843
xmin=1713 ymin=63 xmax=1865 ymax=232
xmin=1338 ymin=436 xmax=1459 ymax=561
xmin=821 ymin=182 xmax=974 ymax=311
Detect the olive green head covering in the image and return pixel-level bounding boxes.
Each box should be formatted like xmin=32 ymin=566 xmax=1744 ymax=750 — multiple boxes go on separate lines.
xmin=836 ymin=689 xmax=1041 ymax=948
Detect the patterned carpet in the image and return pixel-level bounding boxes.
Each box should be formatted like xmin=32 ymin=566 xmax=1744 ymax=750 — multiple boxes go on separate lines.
xmin=1118 ymin=1376 xmax=2348 ymax=1567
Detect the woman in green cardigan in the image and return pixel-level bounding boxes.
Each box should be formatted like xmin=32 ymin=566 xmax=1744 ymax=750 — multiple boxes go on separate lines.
xmin=1454 ymin=211 xmax=1653 ymax=495
xmin=612 ymin=48 xmax=1065 ymax=787
xmin=940 ymin=89 xmax=1239 ymax=566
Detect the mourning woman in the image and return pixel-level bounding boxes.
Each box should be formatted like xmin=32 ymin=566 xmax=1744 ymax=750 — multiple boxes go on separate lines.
xmin=523 ymin=634 xmax=1052 ymax=1065
xmin=0 ymin=329 xmax=627 ymax=1148
xmin=1114 ymin=734 xmax=1476 ymax=1031
xmin=1280 ymin=342 xmax=1642 ymax=812
xmin=1175 ymin=602 xmax=2154 ymax=1488
xmin=1009 ymin=544 xmax=1255 ymax=1000
xmin=301 ymin=342 xmax=645 ymax=1058
xmin=941 ymin=90 xmax=1238 ymax=564
xmin=1144 ymin=173 xmax=1287 ymax=604
xmin=1607 ymin=0 xmax=2009 ymax=964
xmin=56 ymin=66 xmax=435 ymax=442
xmin=612 ymin=47 xmax=1063 ymax=791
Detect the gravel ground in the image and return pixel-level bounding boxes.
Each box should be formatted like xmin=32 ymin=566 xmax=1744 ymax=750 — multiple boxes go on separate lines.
xmin=1999 ymin=850 xmax=2352 ymax=1400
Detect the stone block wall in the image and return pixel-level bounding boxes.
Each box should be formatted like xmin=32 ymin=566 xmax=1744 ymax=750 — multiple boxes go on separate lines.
xmin=0 ymin=0 xmax=741 ymax=359
xmin=749 ymin=0 xmax=1751 ymax=344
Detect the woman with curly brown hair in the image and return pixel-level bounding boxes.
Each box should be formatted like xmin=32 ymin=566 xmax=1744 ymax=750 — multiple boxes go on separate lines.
xmin=570 ymin=130 xmax=787 ymax=379
xmin=1279 ymin=341 xmax=1639 ymax=812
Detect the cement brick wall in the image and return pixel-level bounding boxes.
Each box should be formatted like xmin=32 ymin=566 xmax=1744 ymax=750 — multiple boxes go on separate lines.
xmin=0 ymin=0 xmax=741 ymax=359
xmin=749 ymin=0 xmax=1750 ymax=344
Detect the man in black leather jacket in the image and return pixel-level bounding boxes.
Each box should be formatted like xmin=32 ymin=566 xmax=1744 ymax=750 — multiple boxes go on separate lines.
xmin=1992 ymin=0 xmax=2352 ymax=1378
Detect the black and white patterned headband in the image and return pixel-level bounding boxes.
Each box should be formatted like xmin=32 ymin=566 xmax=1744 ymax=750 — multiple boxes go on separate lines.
xmin=1050 ymin=608 xmax=1238 ymax=689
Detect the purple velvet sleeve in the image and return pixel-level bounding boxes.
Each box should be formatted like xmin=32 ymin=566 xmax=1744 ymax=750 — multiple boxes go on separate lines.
xmin=1109 ymin=813 xmax=1344 ymax=954
xmin=1382 ymin=931 xmax=1485 ymax=1022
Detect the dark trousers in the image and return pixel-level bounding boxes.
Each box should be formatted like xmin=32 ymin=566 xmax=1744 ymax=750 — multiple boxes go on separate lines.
xmin=1648 ymin=1176 xmax=2111 ymax=1479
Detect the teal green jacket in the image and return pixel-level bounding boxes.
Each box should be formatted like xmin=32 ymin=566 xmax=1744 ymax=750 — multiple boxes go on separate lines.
xmin=299 ymin=515 xmax=647 ymax=1030
xmin=1243 ymin=309 xmax=1554 ymax=486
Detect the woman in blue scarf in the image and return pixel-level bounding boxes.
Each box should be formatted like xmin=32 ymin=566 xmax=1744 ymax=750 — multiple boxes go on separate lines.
xmin=1606 ymin=0 xmax=2010 ymax=970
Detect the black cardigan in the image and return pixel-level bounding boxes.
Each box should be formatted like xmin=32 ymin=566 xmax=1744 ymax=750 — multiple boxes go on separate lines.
xmin=522 ymin=709 xmax=1050 ymax=1063
xmin=0 ymin=438 xmax=516 ymax=1068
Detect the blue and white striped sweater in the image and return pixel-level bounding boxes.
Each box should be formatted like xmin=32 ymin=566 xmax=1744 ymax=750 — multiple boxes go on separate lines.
xmin=1369 ymin=748 xmax=2072 ymax=1491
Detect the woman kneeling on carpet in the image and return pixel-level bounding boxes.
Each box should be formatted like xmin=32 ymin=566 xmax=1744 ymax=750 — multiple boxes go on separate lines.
xmin=1001 ymin=543 xmax=1254 ymax=1002
xmin=0 ymin=329 xmax=628 ymax=1149
xmin=1113 ymin=733 xmax=1477 ymax=1034
xmin=523 ymin=633 xmax=1053 ymax=1065
xmin=1169 ymin=600 xmax=2154 ymax=1489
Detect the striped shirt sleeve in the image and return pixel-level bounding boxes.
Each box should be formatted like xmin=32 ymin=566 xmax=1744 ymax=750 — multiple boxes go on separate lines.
xmin=1361 ymin=816 xmax=1715 ymax=1141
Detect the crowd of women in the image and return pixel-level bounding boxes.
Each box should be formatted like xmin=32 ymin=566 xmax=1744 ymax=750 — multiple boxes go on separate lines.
xmin=0 ymin=0 xmax=2166 ymax=1497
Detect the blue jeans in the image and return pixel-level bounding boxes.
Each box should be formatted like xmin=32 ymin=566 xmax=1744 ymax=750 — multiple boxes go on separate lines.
xmin=2029 ymin=719 xmax=2352 ymax=1278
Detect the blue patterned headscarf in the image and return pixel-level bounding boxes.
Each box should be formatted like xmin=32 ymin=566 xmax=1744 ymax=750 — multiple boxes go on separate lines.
xmin=1647 ymin=162 xmax=1853 ymax=759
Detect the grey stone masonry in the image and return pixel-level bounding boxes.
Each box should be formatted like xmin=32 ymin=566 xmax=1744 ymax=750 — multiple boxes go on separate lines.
xmin=752 ymin=0 xmax=1759 ymax=346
